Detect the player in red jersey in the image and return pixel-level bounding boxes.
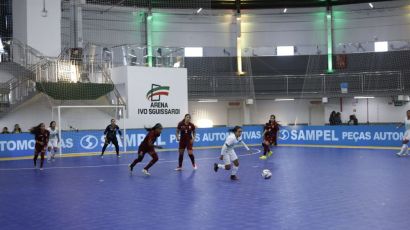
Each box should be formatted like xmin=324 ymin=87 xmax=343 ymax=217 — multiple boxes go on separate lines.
xmin=175 ymin=114 xmax=197 ymax=171
xmin=30 ymin=123 xmax=50 ymax=170
xmin=260 ymin=115 xmax=280 ymax=160
xmin=129 ymin=123 xmax=163 ymax=176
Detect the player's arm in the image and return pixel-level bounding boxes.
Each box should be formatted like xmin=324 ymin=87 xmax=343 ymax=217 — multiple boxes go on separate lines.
xmin=104 ymin=125 xmax=109 ymax=135
xmin=57 ymin=132 xmax=60 ymax=143
xmin=116 ymin=125 xmax=123 ymax=138
xmin=239 ymin=139 xmax=250 ymax=151
xmin=192 ymin=125 xmax=196 ymax=141
xmin=176 ymin=128 xmax=180 ymax=141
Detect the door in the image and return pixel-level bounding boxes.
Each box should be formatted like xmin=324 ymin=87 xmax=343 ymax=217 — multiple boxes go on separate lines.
xmin=227 ymin=108 xmax=243 ymax=126
xmin=309 ymin=105 xmax=325 ymax=125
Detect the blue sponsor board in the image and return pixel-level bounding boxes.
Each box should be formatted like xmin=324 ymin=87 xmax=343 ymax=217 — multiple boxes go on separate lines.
xmin=0 ymin=126 xmax=263 ymax=158
xmin=0 ymin=125 xmax=404 ymax=158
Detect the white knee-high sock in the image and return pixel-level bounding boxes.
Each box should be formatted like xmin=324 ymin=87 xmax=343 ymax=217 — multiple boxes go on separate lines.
xmin=218 ymin=164 xmax=225 ymax=169
xmin=400 ymin=144 xmax=408 ymax=154
xmin=231 ymin=166 xmax=239 ymax=175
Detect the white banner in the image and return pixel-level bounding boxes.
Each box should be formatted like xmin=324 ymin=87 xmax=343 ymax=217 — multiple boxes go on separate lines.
xmin=113 ymin=66 xmax=188 ymax=128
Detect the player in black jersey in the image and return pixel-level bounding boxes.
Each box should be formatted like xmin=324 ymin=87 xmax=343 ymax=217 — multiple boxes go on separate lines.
xmin=101 ymin=119 xmax=123 ymax=158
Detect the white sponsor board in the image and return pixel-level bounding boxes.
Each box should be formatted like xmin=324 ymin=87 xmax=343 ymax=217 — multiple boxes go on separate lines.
xmin=111 ymin=66 xmax=188 ymax=128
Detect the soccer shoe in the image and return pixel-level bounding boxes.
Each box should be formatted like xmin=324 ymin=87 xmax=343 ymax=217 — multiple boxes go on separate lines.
xmin=100 ymin=155 xmax=104 ymax=159
xmin=230 ymin=175 xmax=239 ymax=180
xmin=142 ymin=169 xmax=151 ymax=176
xmin=214 ymin=163 xmax=219 ymax=172
xmin=39 ymin=168 xmax=44 ymax=171
xmin=396 ymin=152 xmax=406 ymax=157
xmin=259 ymin=155 xmax=267 ymax=160
xmin=267 ymin=151 xmax=273 ymax=157
xmin=175 ymin=167 xmax=183 ymax=171
xmin=117 ymin=155 xmax=121 ymax=158
xmin=193 ymin=164 xmax=198 ymax=170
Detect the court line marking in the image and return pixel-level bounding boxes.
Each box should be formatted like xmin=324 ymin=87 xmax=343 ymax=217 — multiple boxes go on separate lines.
xmin=0 ymin=144 xmax=399 ymax=162
xmin=0 ymin=148 xmax=261 ymax=172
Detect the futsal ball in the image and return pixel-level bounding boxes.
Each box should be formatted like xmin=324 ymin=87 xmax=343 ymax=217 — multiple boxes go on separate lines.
xmin=261 ymin=169 xmax=272 ymax=179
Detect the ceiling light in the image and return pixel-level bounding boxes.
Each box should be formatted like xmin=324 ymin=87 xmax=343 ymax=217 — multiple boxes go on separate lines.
xmin=283 ymin=8 xmax=287 ymax=13
xmin=354 ymin=96 xmax=374 ymax=99
xmin=369 ymin=3 xmax=374 ymax=8
xmin=196 ymin=8 xmax=202 ymax=13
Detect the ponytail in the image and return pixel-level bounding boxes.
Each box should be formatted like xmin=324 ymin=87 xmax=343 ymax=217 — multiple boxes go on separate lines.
xmin=145 ymin=123 xmax=163 ymax=132
xmin=30 ymin=123 xmax=44 ymax=135
xmin=228 ymin=126 xmax=242 ymax=133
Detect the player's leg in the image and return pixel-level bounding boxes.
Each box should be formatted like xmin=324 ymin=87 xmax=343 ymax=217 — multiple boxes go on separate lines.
xmin=142 ymin=151 xmax=159 ymax=175
xmin=230 ymin=160 xmax=239 ymax=180
xmin=129 ymin=151 xmax=145 ymax=171
xmin=112 ymin=138 xmax=120 ymax=157
xmin=52 ymin=146 xmax=58 ymax=160
xmin=175 ymin=140 xmax=185 ymax=171
xmin=187 ymin=139 xmax=196 ymax=169
xmin=260 ymin=140 xmax=270 ymax=160
xmin=230 ymin=152 xmax=239 ymax=180
xmin=33 ymin=150 xmax=39 ymax=167
xmin=101 ymin=139 xmax=110 ymax=157
xmin=47 ymin=145 xmax=52 ymax=162
xmin=40 ymin=150 xmax=45 ymax=170
xmin=214 ymin=152 xmax=232 ymax=172
xmin=397 ymin=139 xmax=409 ymax=156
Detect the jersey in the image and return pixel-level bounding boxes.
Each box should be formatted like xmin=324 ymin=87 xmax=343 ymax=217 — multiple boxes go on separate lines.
xmin=35 ymin=130 xmax=50 ymax=146
xmin=177 ymin=121 xmax=195 ymax=140
xmin=405 ymin=117 xmax=410 ymax=130
xmin=139 ymin=131 xmax=160 ymax=152
xmin=222 ymin=133 xmax=243 ymax=153
xmin=264 ymin=121 xmax=279 ymax=138
xmin=104 ymin=125 xmax=122 ymax=139
xmin=47 ymin=127 xmax=58 ymax=140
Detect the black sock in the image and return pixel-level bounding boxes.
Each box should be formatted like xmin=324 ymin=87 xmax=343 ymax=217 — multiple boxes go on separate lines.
xmin=101 ymin=144 xmax=108 ymax=156
xmin=188 ymin=154 xmax=195 ymax=165
xmin=178 ymin=153 xmax=184 ymax=167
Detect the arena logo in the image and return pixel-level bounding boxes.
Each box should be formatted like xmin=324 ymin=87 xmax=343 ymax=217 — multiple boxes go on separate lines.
xmin=137 ymin=83 xmax=180 ymax=115
xmin=146 ymin=84 xmax=170 ymax=102
xmin=80 ymin=135 xmax=99 ymax=150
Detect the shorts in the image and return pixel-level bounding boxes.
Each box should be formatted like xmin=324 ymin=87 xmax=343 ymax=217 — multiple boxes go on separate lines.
xmin=35 ymin=144 xmax=46 ymax=153
xmin=222 ymin=150 xmax=238 ymax=165
xmin=264 ymin=136 xmax=277 ymax=145
xmin=138 ymin=147 xmax=156 ymax=155
xmin=404 ymin=130 xmax=410 ymax=141
xmin=179 ymin=138 xmax=193 ymax=150
xmin=48 ymin=139 xmax=58 ymax=148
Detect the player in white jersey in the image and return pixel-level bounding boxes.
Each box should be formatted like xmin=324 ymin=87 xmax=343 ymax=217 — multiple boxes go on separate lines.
xmin=47 ymin=121 xmax=60 ymax=161
xmin=396 ymin=110 xmax=410 ymax=157
xmin=214 ymin=126 xmax=250 ymax=180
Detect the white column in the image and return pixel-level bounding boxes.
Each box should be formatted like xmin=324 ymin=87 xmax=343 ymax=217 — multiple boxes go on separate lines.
xmin=13 ymin=0 xmax=61 ymax=57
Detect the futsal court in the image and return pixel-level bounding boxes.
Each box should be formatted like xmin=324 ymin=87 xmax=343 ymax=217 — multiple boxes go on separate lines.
xmin=1 ymin=146 xmax=409 ymax=230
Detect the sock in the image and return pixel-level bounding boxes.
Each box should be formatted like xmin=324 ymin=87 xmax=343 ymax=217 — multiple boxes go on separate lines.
xmin=40 ymin=153 xmax=45 ymax=168
xmin=400 ymin=144 xmax=408 ymax=154
xmin=33 ymin=155 xmax=38 ymax=166
xmin=188 ymin=153 xmax=195 ymax=166
xmin=46 ymin=151 xmax=51 ymax=161
xmin=178 ymin=153 xmax=184 ymax=167
xmin=101 ymin=144 xmax=108 ymax=156
xmin=231 ymin=166 xmax=239 ymax=176
xmin=262 ymin=143 xmax=270 ymax=155
xmin=218 ymin=164 xmax=225 ymax=169
xmin=144 ymin=155 xmax=158 ymax=170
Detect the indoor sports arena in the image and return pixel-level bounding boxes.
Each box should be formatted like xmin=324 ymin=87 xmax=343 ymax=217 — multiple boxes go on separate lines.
xmin=1 ymin=0 xmax=410 ymax=229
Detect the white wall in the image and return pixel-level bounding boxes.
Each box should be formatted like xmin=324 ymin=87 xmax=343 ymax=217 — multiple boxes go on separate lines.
xmin=13 ymin=0 xmax=61 ymax=56
xmin=1 ymin=95 xmax=409 ymax=131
